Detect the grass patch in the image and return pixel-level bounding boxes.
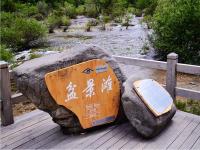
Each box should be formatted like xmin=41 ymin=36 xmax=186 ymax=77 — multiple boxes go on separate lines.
xmin=141 ymin=42 xmax=150 ymax=55
xmin=175 ymin=99 xmax=200 ymax=116
xmin=30 ymin=53 xmax=42 ymax=59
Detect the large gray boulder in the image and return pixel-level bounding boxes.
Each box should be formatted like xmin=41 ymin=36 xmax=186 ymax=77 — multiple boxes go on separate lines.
xmin=13 ymin=45 xmax=126 ymax=133
xmin=122 ymin=76 xmax=176 ymax=138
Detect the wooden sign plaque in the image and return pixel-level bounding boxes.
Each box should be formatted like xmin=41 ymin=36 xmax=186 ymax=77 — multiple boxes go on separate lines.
xmin=45 ymin=59 xmax=120 ymax=129
xmin=133 ymin=79 xmax=173 ymax=117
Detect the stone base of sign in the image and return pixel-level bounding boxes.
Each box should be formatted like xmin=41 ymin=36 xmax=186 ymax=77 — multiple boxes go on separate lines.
xmin=122 ymin=76 xmax=176 ymax=138
xmin=13 ymin=45 xmax=127 ymax=133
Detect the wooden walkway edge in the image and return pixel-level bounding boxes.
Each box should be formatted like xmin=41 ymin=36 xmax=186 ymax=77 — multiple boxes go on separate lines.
xmin=0 ymin=109 xmax=200 ymax=150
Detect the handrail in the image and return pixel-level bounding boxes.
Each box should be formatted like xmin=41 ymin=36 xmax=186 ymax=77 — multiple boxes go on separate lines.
xmin=113 ymin=56 xmax=200 ymax=75
xmin=113 ymin=56 xmax=167 ymax=70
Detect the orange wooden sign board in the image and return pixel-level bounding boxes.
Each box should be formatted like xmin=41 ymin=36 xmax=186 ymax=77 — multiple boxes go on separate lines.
xmin=45 ymin=59 xmax=120 ymax=129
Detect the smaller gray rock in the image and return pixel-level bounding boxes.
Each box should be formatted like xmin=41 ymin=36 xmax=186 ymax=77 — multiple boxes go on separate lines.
xmin=122 ymin=76 xmax=176 ymax=138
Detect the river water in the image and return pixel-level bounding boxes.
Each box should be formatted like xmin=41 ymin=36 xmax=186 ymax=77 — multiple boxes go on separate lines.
xmin=49 ymin=15 xmax=154 ymax=58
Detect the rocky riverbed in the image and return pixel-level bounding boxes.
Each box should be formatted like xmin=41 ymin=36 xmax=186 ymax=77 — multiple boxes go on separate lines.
xmin=48 ymin=15 xmax=154 ymax=58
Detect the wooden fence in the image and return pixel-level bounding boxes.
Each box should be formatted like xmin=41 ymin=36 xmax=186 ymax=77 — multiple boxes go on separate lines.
xmin=1 ymin=53 xmax=200 ymax=126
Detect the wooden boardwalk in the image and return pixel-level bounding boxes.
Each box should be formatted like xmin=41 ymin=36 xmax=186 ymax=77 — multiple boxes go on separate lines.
xmin=1 ymin=110 xmax=200 ymax=150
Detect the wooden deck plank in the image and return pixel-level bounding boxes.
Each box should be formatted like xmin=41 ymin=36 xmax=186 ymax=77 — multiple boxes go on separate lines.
xmin=125 ymin=113 xmax=188 ymax=149
xmin=37 ymin=126 xmax=116 ymax=149
xmin=119 ymin=113 xmax=182 ymax=150
xmin=51 ymin=125 xmax=117 ymax=149
xmin=29 ymin=128 xmax=67 ymax=149
xmin=167 ymin=119 xmax=200 ymax=149
xmin=96 ymin=124 xmax=132 ymax=150
xmin=1 ymin=118 xmax=56 ymax=149
xmin=119 ymin=132 xmax=142 ymax=150
xmin=191 ymin=136 xmax=200 ymax=150
xmin=0 ymin=109 xmax=48 ymax=137
xmin=84 ymin=123 xmax=129 ymax=149
xmin=35 ymin=126 xmax=115 ymax=149
xmin=13 ymin=109 xmax=45 ymax=123
xmin=179 ymin=123 xmax=200 ymax=149
xmin=4 ymin=123 xmax=58 ymax=150
xmin=67 ymin=125 xmax=117 ymax=149
xmin=36 ymin=126 xmax=112 ymax=149
xmin=14 ymin=126 xmax=60 ymax=149
xmin=37 ymin=132 xmax=71 ymax=149
xmin=1 ymin=114 xmax=50 ymax=140
xmin=108 ymin=129 xmax=136 ymax=150
xmin=1 ymin=117 xmax=52 ymax=144
xmin=142 ymin=115 xmax=192 ymax=149
xmin=0 ymin=109 xmax=199 ymax=150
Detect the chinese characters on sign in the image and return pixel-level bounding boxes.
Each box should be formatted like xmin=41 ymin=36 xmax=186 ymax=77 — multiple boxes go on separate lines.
xmin=101 ymin=75 xmax=112 ymax=93
xmin=85 ymin=103 xmax=100 ymax=119
xmin=83 ymin=79 xmax=95 ymax=98
xmin=66 ymin=75 xmax=113 ymax=100
xmin=65 ymin=75 xmax=113 ymax=119
xmin=65 ymin=82 xmax=78 ymax=102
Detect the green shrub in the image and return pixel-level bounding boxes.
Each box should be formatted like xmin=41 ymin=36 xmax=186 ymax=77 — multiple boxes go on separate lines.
xmin=36 ymin=1 xmax=49 ymax=17
xmin=131 ymin=8 xmax=143 ymax=17
xmin=17 ymin=19 xmax=47 ymax=47
xmin=114 ymin=16 xmax=123 ymax=23
xmin=103 ymin=15 xmax=111 ymax=23
xmin=136 ymin=0 xmax=152 ymax=9
xmin=175 ymin=99 xmax=200 ymax=116
xmin=111 ymin=6 xmax=125 ymax=18
xmin=1 ymin=0 xmax=16 ymax=12
xmin=1 ymin=17 xmax=47 ymax=51
xmin=61 ymin=15 xmax=71 ymax=32
xmin=109 ymin=0 xmax=127 ymax=18
xmin=85 ymin=4 xmax=98 ymax=18
xmin=88 ymin=19 xmax=99 ymax=26
xmin=51 ymin=9 xmax=64 ymax=17
xmin=122 ymin=14 xmax=132 ymax=29
xmin=152 ymin=0 xmax=200 ymax=65
xmin=47 ymin=11 xmax=71 ymax=33
xmin=143 ymin=0 xmax=158 ymax=16
xmin=61 ymin=16 xmax=71 ymax=26
xmin=53 ymin=2 xmax=76 ymax=19
xmin=1 ymin=12 xmax=16 ymax=27
xmin=32 ymin=13 xmax=45 ymax=21
xmin=143 ymin=15 xmax=153 ymax=28
xmin=127 ymin=7 xmax=136 ymax=14
xmin=0 ymin=44 xmax=13 ymax=62
xmin=63 ymin=2 xmax=76 ymax=18
xmin=85 ymin=22 xmax=91 ymax=32
xmin=76 ymin=5 xmax=86 ymax=15
xmin=47 ymin=14 xmax=62 ymax=33
xmin=134 ymin=0 xmax=157 ymax=16
xmin=30 ymin=53 xmax=42 ymax=59
xmin=15 ymin=3 xmax=38 ymax=17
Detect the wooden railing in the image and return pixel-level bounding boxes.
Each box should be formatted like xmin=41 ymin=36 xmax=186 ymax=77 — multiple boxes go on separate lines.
xmin=113 ymin=53 xmax=200 ymax=100
xmin=1 ymin=53 xmax=200 ymax=126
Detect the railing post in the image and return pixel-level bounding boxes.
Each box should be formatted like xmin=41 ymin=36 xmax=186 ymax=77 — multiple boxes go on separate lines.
xmin=166 ymin=53 xmax=178 ymax=101
xmin=0 ymin=61 xmax=14 ymax=126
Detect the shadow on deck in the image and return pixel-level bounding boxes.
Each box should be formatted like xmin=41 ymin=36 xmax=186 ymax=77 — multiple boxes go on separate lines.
xmin=1 ymin=110 xmax=200 ymax=150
